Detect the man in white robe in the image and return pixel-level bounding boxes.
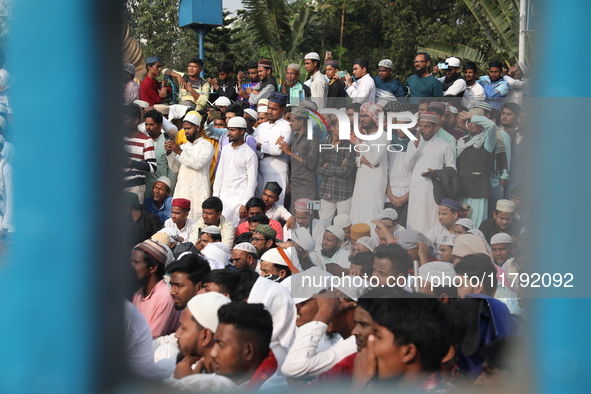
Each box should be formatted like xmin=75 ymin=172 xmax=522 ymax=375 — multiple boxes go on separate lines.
xmin=404 ymin=112 xmax=456 ymax=234
xmin=213 ymin=117 xmax=259 ymax=226
xmin=350 ymin=102 xmax=389 ymax=225
xmin=283 ymin=198 xmax=325 ymax=252
xmin=165 ymin=112 xmax=214 ymax=222
xmin=253 ymin=92 xmax=292 ymax=207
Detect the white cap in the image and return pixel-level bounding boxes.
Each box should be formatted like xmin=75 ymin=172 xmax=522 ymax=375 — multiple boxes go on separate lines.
xmin=213 ymin=96 xmax=231 ymax=106
xmin=356 ymin=236 xmax=378 ymax=252
xmin=445 ymin=57 xmax=461 ymax=68
xmin=154 ymin=104 xmax=169 ymax=115
xmin=437 ymin=234 xmax=457 ymax=247
xmin=201 ymin=242 xmax=231 ymax=268
xmin=187 ymin=292 xmax=232 ymax=333
xmin=334 ymin=276 xmax=368 ymax=301
xmin=159 ymin=227 xmax=181 ymax=244
xmin=168 ymin=104 xmax=190 ymax=120
xmin=377 ymin=208 xmax=398 ymax=221
xmin=202 ymin=225 xmax=221 ymax=235
xmin=183 ymin=112 xmax=202 ymax=126
xmin=446 ymin=106 xmax=458 ymax=114
xmin=292 ymin=227 xmax=316 ymax=253
xmin=244 ymin=108 xmax=257 ymax=119
xmin=304 ymin=52 xmax=320 ymax=61
xmin=258 ymin=99 xmax=269 ymax=107
xmin=496 ymin=199 xmax=516 ymax=213
xmin=333 ymin=214 xmax=352 ymax=228
xmin=491 ymin=233 xmax=513 ymax=244
xmin=133 ymin=100 xmax=149 ymax=109
xmin=378 ymin=59 xmax=394 ymax=69
xmin=455 ymin=218 xmax=475 ymax=230
xmin=418 ymin=262 xmax=456 ymax=283
xmin=233 ymin=242 xmax=258 ymax=254
xmin=326 ymin=225 xmax=345 ymax=242
xmin=155 ymin=176 xmax=171 ymax=189
xmin=257 ymin=106 xmax=268 ymax=113
xmin=261 ymin=247 xmax=289 ymax=267
xmin=290 ymin=267 xmax=334 ymax=304
xmin=227 ymin=116 xmax=247 ymax=128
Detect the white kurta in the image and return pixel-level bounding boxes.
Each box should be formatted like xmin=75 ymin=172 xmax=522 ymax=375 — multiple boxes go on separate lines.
xmin=167 ymin=138 xmax=214 ymax=222
xmin=350 ymin=131 xmax=389 ymax=225
xmin=213 ymin=143 xmax=259 ymax=226
xmin=254 ymin=118 xmax=292 ymax=207
xmin=403 ymin=136 xmax=456 ymax=234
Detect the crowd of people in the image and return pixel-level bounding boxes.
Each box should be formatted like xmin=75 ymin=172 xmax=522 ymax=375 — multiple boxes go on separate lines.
xmin=121 ymin=51 xmax=529 ymax=391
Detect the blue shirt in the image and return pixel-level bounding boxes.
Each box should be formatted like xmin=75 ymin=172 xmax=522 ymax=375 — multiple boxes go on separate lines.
xmin=143 ymin=196 xmax=173 ymax=224
xmin=374 ymin=76 xmax=405 ymax=98
xmin=404 ymin=74 xmax=443 ymax=97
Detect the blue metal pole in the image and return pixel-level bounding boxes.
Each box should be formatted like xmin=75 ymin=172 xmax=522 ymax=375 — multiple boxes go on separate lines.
xmin=199 ymin=29 xmax=205 ymax=78
xmin=0 ymin=0 xmax=127 ymax=392
xmin=532 ymin=1 xmax=591 ymax=393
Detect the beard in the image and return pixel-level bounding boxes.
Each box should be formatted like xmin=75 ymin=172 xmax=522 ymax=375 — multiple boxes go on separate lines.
xmin=414 ymin=65 xmax=427 ymax=76
xmin=321 ymin=246 xmax=340 ymax=258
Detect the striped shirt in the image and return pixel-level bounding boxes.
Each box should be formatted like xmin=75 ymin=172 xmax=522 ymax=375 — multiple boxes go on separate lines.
xmin=124 ymin=132 xmax=157 ymax=187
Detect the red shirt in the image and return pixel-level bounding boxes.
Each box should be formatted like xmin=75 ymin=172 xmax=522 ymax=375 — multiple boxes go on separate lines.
xmin=236 ymin=219 xmax=284 ymax=241
xmin=139 ymin=75 xmax=162 ymax=106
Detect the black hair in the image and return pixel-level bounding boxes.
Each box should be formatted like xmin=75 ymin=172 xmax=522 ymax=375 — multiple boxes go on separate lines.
xmin=454 ymin=253 xmax=498 ymax=296
xmin=349 ymin=251 xmax=375 ymax=276
xmin=345 ymin=102 xmax=362 ymax=112
xmin=226 ymin=103 xmax=244 ymax=117
xmin=135 ymin=248 xmax=165 ymax=277
xmin=284 ymin=106 xmax=292 ymax=114
xmin=374 ymin=243 xmax=412 ymax=275
xmin=248 ymin=213 xmax=270 ymax=225
xmin=202 ymin=196 xmax=223 ymax=213
xmin=463 ymin=61 xmax=478 ymax=72
xmin=232 ymin=269 xmax=260 ymax=301
xmin=490 ymin=108 xmax=502 ymax=126
xmin=234 ymin=232 xmax=253 ymax=245
xmin=371 ymin=296 xmax=453 ymax=372
xmin=273 ymin=264 xmax=292 ymax=278
xmin=217 ymin=59 xmax=234 ymax=74
xmin=144 ymin=109 xmax=163 ymax=124
xmin=353 ymin=58 xmax=369 ymax=71
xmin=480 ymin=338 xmax=510 ymax=371
xmin=166 ymin=253 xmax=211 ymax=285
xmin=123 ymin=103 xmax=142 ymax=121
xmin=489 ymin=60 xmax=503 ymax=69
xmin=217 ymin=302 xmax=273 ymax=354
xmin=201 ymin=231 xmax=222 ymax=242
xmin=188 ymin=57 xmax=204 ymax=67
xmin=415 ymin=52 xmax=431 ymax=62
xmin=247 ymin=61 xmax=258 ymax=69
xmin=502 ymin=102 xmax=522 ymax=117
xmin=202 ymin=269 xmax=243 ymax=297
xmin=245 ymin=197 xmax=266 ymax=210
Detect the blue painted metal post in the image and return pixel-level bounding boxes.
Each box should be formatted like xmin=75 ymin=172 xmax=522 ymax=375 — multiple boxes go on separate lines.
xmin=0 ymin=0 xmax=128 ymax=392
xmin=199 ymin=29 xmax=205 ymax=77
xmin=532 ymin=1 xmax=591 ymax=393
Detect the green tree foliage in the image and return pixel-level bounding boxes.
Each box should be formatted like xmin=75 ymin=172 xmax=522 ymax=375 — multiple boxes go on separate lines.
xmin=204 ymin=11 xmax=256 ymax=78
xmin=316 ymin=0 xmax=496 ymax=81
xmin=241 ymin=0 xmax=323 ymax=82
xmin=125 ymin=0 xmax=200 ymax=71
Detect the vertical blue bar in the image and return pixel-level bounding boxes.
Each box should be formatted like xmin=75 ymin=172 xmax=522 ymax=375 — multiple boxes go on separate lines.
xmin=533 ymin=0 xmax=591 ymax=392
xmin=0 ymin=0 xmax=120 ymax=392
